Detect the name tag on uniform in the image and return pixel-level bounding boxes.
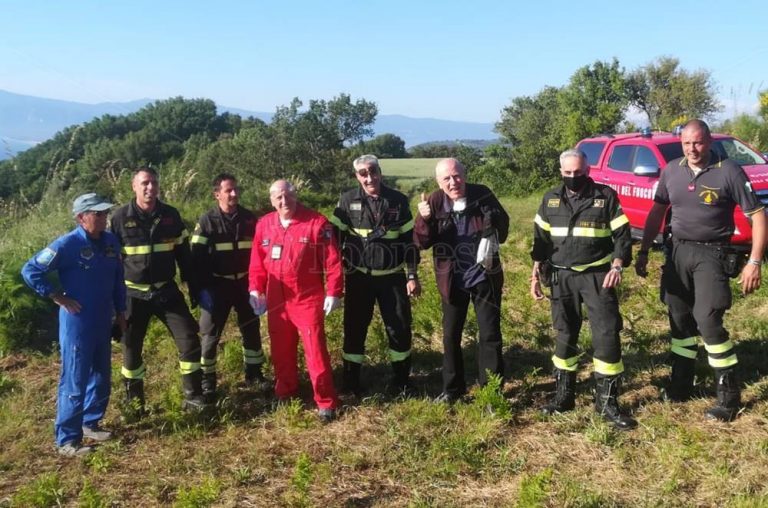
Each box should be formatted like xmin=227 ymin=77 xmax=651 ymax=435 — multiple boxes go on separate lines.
xmin=350 ymin=202 xmax=362 ymax=211
xmin=593 ymin=199 xmax=605 ymax=208
xmin=547 ymin=199 xmax=560 ymax=208
xmin=271 ymin=245 xmax=282 ymax=259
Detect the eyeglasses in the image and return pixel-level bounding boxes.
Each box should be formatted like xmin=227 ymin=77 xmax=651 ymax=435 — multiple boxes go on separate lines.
xmin=356 ymin=169 xmax=379 ymax=178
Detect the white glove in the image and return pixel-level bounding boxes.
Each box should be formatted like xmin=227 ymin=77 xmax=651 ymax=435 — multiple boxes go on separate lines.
xmin=476 ymin=232 xmax=499 ymax=270
xmin=323 ymin=296 xmax=341 ymax=316
xmin=249 ymin=291 xmax=267 ymax=316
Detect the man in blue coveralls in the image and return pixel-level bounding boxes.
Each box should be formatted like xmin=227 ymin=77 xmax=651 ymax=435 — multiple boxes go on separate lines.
xmin=22 ymin=193 xmax=127 ymax=456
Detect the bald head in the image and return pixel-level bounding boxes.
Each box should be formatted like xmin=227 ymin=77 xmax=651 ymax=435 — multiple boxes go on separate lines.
xmin=682 ymin=119 xmax=712 ymax=138
xmin=435 ymin=158 xmax=467 ymax=200
xmin=269 ymin=179 xmax=298 ymax=219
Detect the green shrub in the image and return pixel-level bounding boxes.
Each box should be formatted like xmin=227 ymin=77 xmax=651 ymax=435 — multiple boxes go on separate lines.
xmin=0 ymin=260 xmax=56 ymax=355
xmin=12 ymin=473 xmax=65 ymax=507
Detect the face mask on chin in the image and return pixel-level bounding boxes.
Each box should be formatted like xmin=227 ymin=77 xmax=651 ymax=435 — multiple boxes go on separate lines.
xmin=563 ymin=174 xmax=588 ymax=192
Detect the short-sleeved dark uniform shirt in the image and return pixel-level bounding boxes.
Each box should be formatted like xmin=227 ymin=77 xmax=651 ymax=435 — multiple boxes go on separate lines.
xmin=654 ymin=153 xmax=763 ymax=242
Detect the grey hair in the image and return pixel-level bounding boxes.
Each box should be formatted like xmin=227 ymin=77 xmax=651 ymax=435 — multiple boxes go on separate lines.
xmin=559 ymin=149 xmax=587 ymax=168
xmin=269 ymin=179 xmax=296 ymax=195
xmin=353 ymin=154 xmax=381 ymax=172
xmin=435 ymin=157 xmax=466 ymax=176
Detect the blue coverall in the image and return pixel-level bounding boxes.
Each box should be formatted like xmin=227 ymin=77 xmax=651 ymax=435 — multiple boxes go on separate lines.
xmin=22 ymin=226 xmax=126 ymax=446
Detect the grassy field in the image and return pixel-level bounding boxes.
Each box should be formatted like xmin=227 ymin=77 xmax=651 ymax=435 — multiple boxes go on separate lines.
xmin=379 ymin=158 xmax=440 ymax=192
xmin=2 ymin=194 xmax=768 ymax=506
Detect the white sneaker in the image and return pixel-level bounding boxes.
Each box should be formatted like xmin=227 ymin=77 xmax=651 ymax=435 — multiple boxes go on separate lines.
xmin=82 ymin=425 xmax=112 ymax=442
xmin=57 ymin=442 xmax=94 ymax=457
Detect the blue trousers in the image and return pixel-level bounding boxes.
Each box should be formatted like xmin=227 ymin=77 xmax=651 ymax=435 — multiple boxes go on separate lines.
xmin=56 ymin=324 xmax=111 ymax=446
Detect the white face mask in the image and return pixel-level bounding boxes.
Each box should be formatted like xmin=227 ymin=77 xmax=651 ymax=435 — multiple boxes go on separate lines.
xmin=452 ymin=198 xmax=467 ymax=212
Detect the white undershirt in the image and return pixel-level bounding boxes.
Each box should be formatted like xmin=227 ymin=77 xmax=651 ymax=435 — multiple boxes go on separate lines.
xmin=452 ymin=198 xmax=467 ymax=212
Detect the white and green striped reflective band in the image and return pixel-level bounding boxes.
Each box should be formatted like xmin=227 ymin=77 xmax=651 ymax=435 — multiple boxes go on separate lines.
xmin=201 ymin=357 xmax=216 ymax=374
xmin=389 ymin=349 xmax=411 ymax=362
xmin=593 ymin=358 xmax=625 ymax=376
xmin=243 ymin=348 xmax=265 ymax=365
xmin=179 ymin=361 xmax=201 ymax=375
xmin=671 ymin=337 xmax=698 ymax=359
xmin=121 ymin=364 xmax=146 ymax=379
xmin=343 ymin=352 xmax=365 ymax=364
xmin=708 ymin=355 xmax=738 ymax=368
xmin=552 ymin=354 xmax=580 ymax=372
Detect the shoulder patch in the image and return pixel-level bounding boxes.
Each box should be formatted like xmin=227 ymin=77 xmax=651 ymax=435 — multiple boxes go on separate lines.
xmin=323 ymin=225 xmax=333 ymax=240
xmin=193 ymin=223 xmax=202 ymax=234
xmin=593 ymin=199 xmax=605 ymax=208
xmin=547 ymin=198 xmax=560 ymax=208
xmin=746 ymin=181 xmax=753 ymax=193
xmin=36 ymin=247 xmax=57 ymax=267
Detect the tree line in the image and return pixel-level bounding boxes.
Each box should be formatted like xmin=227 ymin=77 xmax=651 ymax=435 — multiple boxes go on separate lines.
xmin=2 ymin=56 xmax=767 ymax=220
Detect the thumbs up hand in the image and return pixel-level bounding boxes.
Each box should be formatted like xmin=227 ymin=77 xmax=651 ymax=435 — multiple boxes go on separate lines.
xmin=417 ymin=192 xmax=431 ymax=220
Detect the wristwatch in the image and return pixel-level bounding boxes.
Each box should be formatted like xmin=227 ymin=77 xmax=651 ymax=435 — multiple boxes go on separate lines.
xmin=747 ymin=258 xmax=762 ymax=267
xmin=611 ymin=265 xmax=624 ymax=274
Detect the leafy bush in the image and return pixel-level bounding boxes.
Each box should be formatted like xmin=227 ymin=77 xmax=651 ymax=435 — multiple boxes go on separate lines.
xmin=0 ymin=260 xmax=56 ymax=355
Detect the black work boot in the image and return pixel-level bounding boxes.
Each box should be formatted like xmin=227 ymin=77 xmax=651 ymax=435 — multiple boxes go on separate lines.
xmin=664 ymin=356 xmax=696 ymax=402
xmin=244 ymin=363 xmax=272 ymax=392
xmin=201 ymin=372 xmax=217 ymax=404
xmin=541 ymin=368 xmax=576 ymax=415
xmin=123 ymin=378 xmax=145 ymax=417
xmin=341 ymin=360 xmax=362 ymax=396
xmin=181 ymin=370 xmax=210 ymax=412
xmin=594 ymin=375 xmax=637 ymax=430
xmin=705 ymin=368 xmax=741 ymax=422
xmin=390 ymin=358 xmax=415 ymax=396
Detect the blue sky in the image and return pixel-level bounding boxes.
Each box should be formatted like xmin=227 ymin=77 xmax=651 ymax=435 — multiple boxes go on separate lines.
xmin=1 ymin=1 xmax=766 ymax=123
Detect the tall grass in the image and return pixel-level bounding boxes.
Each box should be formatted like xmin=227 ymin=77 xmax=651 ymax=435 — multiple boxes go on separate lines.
xmin=1 ymin=192 xmax=768 ymax=506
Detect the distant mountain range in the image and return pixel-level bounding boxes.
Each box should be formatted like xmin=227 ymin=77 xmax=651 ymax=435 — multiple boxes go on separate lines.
xmin=0 ymin=90 xmax=498 ymax=159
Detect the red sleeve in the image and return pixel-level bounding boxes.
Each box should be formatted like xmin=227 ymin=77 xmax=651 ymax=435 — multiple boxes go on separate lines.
xmin=248 ymin=218 xmax=267 ymax=293
xmin=318 ymin=216 xmax=344 ymax=297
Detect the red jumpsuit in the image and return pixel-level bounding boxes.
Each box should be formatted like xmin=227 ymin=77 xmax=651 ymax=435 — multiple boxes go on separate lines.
xmin=249 ymin=205 xmax=342 ymax=409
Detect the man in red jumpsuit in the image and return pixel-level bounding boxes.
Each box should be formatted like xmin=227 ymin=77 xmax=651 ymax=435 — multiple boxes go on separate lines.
xmin=248 ymin=179 xmax=342 ymax=421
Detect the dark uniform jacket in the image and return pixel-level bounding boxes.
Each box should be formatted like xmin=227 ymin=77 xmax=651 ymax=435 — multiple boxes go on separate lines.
xmin=330 ymin=184 xmax=419 ymax=278
xmin=413 ymin=183 xmax=509 ymax=301
xmin=655 ymin=154 xmax=764 ymax=243
xmin=190 ymin=205 xmax=257 ymax=287
xmin=110 ymin=199 xmax=197 ymax=297
xmin=532 ymin=178 xmax=631 ymax=270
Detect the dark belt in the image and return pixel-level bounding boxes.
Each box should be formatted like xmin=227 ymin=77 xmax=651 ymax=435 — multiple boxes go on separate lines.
xmin=674 ymin=238 xmax=730 ymax=247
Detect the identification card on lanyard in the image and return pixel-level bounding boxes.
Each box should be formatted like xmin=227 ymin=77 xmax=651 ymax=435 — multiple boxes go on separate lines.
xmin=271 ymin=245 xmax=283 ymax=260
